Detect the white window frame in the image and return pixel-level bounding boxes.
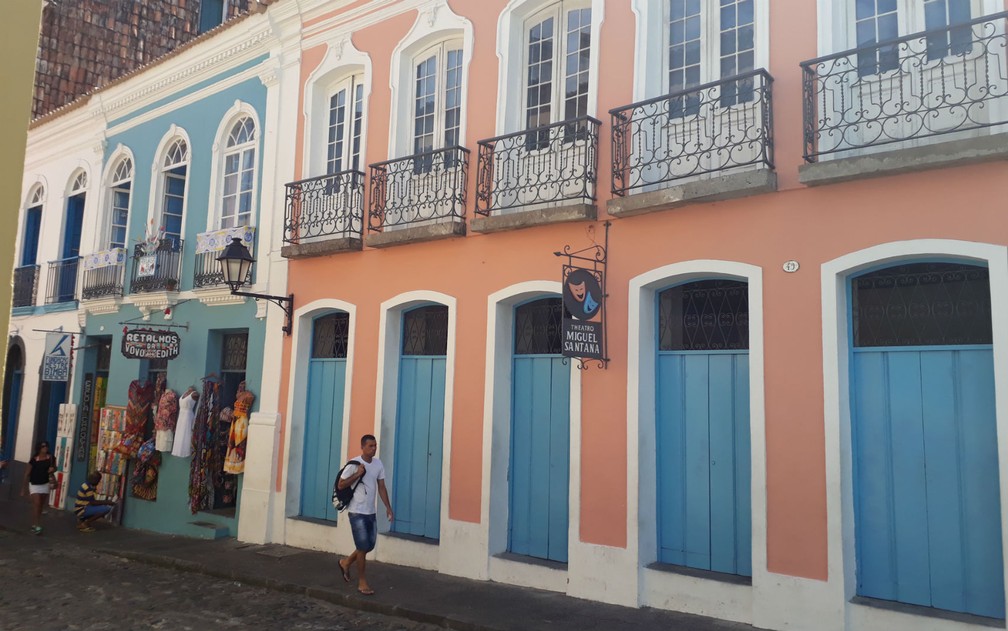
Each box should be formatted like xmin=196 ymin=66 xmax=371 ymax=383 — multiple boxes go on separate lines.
xmin=18 ymin=181 xmax=47 ymax=269
xmin=148 ymin=126 xmax=192 ymax=246
xmin=102 ymin=149 xmax=134 ymax=251
xmin=817 ymin=0 xmax=997 ymax=56
xmin=521 ymin=3 xmax=593 ymax=131
xmin=411 ymin=39 xmax=464 ymax=156
xmin=631 ymin=0 xmax=768 ymax=103
xmin=207 ymin=103 xmax=260 ymax=231
xmin=325 ymin=74 xmax=366 ymax=175
xmin=219 ymin=116 xmax=258 ymax=230
xmin=387 ymin=0 xmax=473 ymax=158
xmin=496 ymin=0 xmax=604 ymax=135
xmin=303 ymin=36 xmax=372 ymax=180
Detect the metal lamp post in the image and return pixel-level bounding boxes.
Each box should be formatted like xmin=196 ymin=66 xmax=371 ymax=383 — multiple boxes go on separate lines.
xmin=216 ymin=237 xmax=294 ymax=335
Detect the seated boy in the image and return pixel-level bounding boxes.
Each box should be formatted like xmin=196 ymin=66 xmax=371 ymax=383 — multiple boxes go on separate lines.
xmin=74 ymin=472 xmax=115 ymax=532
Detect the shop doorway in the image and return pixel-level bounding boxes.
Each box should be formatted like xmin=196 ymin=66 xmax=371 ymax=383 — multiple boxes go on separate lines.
xmin=391 ymin=305 xmax=447 ymax=540
xmin=509 ymin=297 xmax=569 ymax=563
xmin=849 ymin=262 xmax=1002 ymax=618
xmin=2 ymin=341 xmax=25 ymax=462
xmin=215 ymin=331 xmax=247 ymax=510
xmin=35 ymin=380 xmax=67 ymax=449
xmin=301 ymin=313 xmax=349 ymax=522
xmin=654 ymin=279 xmax=751 ymax=576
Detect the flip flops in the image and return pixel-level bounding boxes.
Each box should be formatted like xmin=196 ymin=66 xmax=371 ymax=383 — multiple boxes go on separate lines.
xmin=357 ymin=587 xmax=375 ymax=596
xmin=339 ymin=558 xmax=351 ymax=583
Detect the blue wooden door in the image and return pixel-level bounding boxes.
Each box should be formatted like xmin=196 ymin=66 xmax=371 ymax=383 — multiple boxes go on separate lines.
xmin=509 ymin=298 xmax=570 ymax=563
xmin=58 ymin=194 xmax=85 ymax=302
xmin=3 ymin=369 xmax=23 ymax=460
xmin=655 ymin=280 xmax=751 ymax=576
xmin=301 ymin=313 xmax=349 ymax=522
xmin=851 ymin=263 xmax=1003 ymax=618
xmin=392 ymin=306 xmax=447 ymax=540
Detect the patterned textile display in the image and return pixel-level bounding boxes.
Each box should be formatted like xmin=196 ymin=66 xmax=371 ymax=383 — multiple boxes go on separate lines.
xmin=214 ymin=407 xmax=234 ymax=488
xmin=131 ymin=438 xmax=161 ymax=501
xmin=223 ymin=384 xmax=255 ymax=474
xmin=116 ymin=380 xmax=154 ymax=458
xmin=187 ymin=378 xmax=219 ymax=514
xmin=154 ymin=389 xmax=179 ymax=452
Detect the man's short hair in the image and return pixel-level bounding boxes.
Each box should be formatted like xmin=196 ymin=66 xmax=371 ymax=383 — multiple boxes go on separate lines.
xmin=361 ymin=434 xmax=376 ymax=446
xmin=87 ymin=471 xmax=102 ymax=485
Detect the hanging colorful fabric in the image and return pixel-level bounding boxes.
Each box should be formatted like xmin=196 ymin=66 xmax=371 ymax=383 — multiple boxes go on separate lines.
xmin=154 ymin=389 xmax=179 ymax=452
xmin=116 ymin=380 xmax=154 ymax=458
xmin=131 ymin=438 xmax=161 ymax=501
xmin=187 ymin=378 xmax=219 ymax=514
xmin=223 ymin=384 xmax=255 ymax=474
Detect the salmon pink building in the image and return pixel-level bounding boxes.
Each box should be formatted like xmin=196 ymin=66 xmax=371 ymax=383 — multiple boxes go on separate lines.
xmin=235 ymin=1 xmax=1008 ymax=630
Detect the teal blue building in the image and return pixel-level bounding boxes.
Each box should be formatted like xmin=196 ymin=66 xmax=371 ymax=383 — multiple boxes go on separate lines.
xmin=67 ymin=57 xmax=272 ymax=538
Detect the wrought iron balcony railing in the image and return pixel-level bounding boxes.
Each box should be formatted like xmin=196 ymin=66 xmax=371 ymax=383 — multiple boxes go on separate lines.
xmin=801 ymin=11 xmax=1008 ymax=162
xmin=194 ymin=227 xmax=255 ymax=288
xmin=13 ymin=265 xmax=39 ymax=308
xmin=130 ymin=239 xmax=184 ymax=294
xmin=610 ymin=70 xmax=774 ymax=197
xmin=80 ymin=248 xmax=126 ymax=300
xmin=476 ymin=115 xmax=601 ymax=215
xmin=45 ymin=257 xmax=80 ymax=304
xmin=284 ymin=170 xmax=365 ymax=245
xmin=368 ymin=146 xmax=470 ymax=232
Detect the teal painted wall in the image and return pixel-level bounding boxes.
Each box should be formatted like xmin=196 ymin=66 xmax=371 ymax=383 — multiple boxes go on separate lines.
xmin=65 ymin=66 xmax=270 ymax=538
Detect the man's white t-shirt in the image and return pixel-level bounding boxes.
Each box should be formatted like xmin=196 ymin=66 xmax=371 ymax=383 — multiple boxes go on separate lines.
xmin=340 ymin=456 xmax=385 ymax=515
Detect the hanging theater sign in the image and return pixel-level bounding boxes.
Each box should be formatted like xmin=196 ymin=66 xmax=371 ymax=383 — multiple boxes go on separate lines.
xmin=556 ymin=222 xmax=610 ymax=369
xmin=121 ymin=328 xmax=181 ymax=360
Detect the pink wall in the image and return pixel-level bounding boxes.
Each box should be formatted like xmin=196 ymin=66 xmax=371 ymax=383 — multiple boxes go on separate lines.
xmin=278 ymin=0 xmax=1008 ymax=582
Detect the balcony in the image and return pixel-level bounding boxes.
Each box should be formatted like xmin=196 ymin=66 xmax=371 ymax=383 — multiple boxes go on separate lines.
xmin=608 ymin=70 xmax=776 ymax=218
xmin=473 ymin=115 xmax=600 ymax=233
xmin=130 ymin=239 xmax=183 ymax=294
xmin=12 ymin=265 xmax=39 ymax=309
xmin=80 ymin=248 xmax=126 ymax=300
xmin=194 ymin=227 xmax=255 ymax=289
xmin=366 ymin=146 xmax=470 ymax=248
xmin=45 ymin=257 xmax=80 ymax=305
xmin=281 ymin=171 xmax=365 ymax=258
xmin=800 ymin=11 xmax=1008 ymax=184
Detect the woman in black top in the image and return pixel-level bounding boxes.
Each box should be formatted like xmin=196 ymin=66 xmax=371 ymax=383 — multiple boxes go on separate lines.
xmin=22 ymin=441 xmax=55 ymax=535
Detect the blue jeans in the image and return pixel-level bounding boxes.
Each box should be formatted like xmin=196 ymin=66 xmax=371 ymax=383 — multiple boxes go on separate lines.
xmin=348 ymin=512 xmax=377 ymax=553
xmin=78 ymin=504 xmax=112 ymax=521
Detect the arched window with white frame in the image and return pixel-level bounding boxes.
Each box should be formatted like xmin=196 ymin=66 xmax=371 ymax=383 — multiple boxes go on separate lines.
xmin=412 ymin=40 xmax=464 ymax=159
xmin=220 ymin=116 xmax=256 ymax=230
xmin=327 ymin=75 xmax=365 ymax=175
xmin=159 ymin=137 xmax=189 ymax=245
xmin=106 ymin=156 xmax=133 ymax=250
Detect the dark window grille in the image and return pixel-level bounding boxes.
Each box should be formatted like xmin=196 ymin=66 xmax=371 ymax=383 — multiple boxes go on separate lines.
xmin=130 ymin=239 xmax=184 ymax=293
xmin=12 ymin=265 xmax=39 ymax=308
xmin=284 ymin=171 xmax=365 ymax=245
xmin=222 ymin=333 xmax=249 ymax=371
xmin=311 ymin=313 xmax=350 ymax=359
xmin=368 ymin=146 xmax=470 ymax=232
xmin=81 ymin=261 xmax=125 ymax=299
xmin=45 ymin=257 xmax=80 ymax=304
xmin=402 ymin=306 xmax=448 ymax=356
xmin=96 ymin=340 xmax=112 ymax=371
xmin=852 ymin=263 xmax=992 ymax=348
xmin=658 ymin=280 xmax=749 ymax=351
xmin=514 ymin=298 xmax=564 ymax=356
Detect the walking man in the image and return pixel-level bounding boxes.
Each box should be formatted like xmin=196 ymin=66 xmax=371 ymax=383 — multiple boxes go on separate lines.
xmin=337 ymin=434 xmax=393 ymax=595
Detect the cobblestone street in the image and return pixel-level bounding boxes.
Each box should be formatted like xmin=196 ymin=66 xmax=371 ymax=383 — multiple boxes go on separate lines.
xmin=0 ymin=530 xmax=440 ymax=631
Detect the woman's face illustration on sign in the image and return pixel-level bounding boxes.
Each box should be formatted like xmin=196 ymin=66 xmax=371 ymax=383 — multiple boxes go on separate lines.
xmin=562 ymin=268 xmax=602 ymax=320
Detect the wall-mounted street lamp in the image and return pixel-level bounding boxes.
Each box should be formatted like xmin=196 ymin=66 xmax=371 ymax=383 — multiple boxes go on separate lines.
xmin=216 ymin=237 xmax=294 ymax=335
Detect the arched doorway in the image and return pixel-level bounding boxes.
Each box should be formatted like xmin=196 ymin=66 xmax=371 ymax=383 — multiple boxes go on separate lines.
xmin=509 ymin=297 xmax=570 ymax=563
xmin=849 ymin=262 xmax=1002 ymax=618
xmin=655 ymin=279 xmax=751 ymax=576
xmin=2 ymin=340 xmax=25 ymax=460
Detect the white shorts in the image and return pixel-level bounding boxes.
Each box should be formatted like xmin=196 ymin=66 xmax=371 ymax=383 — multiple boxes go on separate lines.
xmin=28 ymin=483 xmax=50 ymax=495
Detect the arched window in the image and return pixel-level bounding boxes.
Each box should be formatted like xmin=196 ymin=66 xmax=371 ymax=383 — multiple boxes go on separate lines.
xmin=327 ymin=75 xmax=365 ymax=175
xmin=220 ymin=117 xmax=256 ymax=229
xmin=107 ymin=157 xmax=133 ymax=249
xmin=160 ymin=138 xmax=189 ymax=244
xmin=69 ymin=170 xmax=88 ymax=194
xmin=21 ymin=185 xmax=44 ymax=267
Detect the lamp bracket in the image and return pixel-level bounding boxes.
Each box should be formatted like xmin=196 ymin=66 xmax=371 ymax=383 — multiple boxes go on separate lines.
xmin=230 ymin=290 xmax=295 ymax=335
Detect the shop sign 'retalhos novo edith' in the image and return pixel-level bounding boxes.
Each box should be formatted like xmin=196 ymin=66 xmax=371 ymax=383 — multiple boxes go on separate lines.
xmin=121 ymin=328 xmax=181 ymax=360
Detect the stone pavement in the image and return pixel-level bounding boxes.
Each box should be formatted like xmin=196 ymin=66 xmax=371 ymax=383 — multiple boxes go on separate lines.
xmin=0 ymin=496 xmax=765 ymax=631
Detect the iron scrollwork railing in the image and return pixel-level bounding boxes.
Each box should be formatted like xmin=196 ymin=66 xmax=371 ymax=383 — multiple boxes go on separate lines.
xmin=801 ymin=11 xmax=1008 ymax=162
xmin=610 ymin=70 xmax=774 ymax=197
xmin=12 ymin=265 xmax=39 ymax=308
xmin=368 ymin=146 xmax=470 ymax=232
xmin=476 ymin=115 xmax=601 ymax=215
xmin=284 ymin=170 xmax=365 ymax=244
xmin=45 ymin=257 xmax=80 ymax=304
xmin=81 ymin=263 xmax=125 ymax=300
xmin=130 ymin=239 xmax=184 ymax=293
xmin=194 ymin=246 xmax=252 ymax=288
